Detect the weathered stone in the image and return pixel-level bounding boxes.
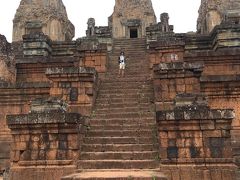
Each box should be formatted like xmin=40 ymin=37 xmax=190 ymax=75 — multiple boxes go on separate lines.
xmin=197 ymin=0 xmax=240 ymax=34
xmin=111 ymin=0 xmax=156 ymax=38
xmin=23 ymin=32 xmax=52 ymax=56
xmin=0 ymin=35 xmax=16 ymax=83
xmin=6 ymin=100 xmax=85 ymax=180
xmin=13 ymin=0 xmax=75 ymax=41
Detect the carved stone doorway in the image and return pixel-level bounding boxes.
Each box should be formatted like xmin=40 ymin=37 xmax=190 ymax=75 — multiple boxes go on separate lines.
xmin=130 ymin=28 xmax=138 ymax=38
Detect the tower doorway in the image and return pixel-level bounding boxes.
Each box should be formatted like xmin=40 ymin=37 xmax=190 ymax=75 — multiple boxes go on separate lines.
xmin=130 ymin=28 xmax=138 ymax=38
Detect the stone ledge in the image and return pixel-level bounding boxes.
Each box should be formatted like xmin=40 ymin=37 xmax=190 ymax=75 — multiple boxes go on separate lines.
xmin=7 ymin=112 xmax=82 ymax=125
xmin=156 ymin=106 xmax=235 ymax=121
xmin=161 ymin=158 xmax=234 ymax=164
xmin=18 ymin=160 xmax=73 ymax=166
xmin=153 ymin=62 xmax=204 ymax=72
xmin=45 ymin=67 xmax=96 ymax=75
xmin=0 ymin=82 xmax=51 ymax=89
xmin=200 ymin=74 xmax=240 ymax=82
xmin=22 ymin=33 xmax=52 ymax=44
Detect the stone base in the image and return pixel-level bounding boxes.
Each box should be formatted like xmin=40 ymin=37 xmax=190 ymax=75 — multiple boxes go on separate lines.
xmin=160 ymin=165 xmax=237 ymax=180
xmin=62 ymin=170 xmax=167 ymax=180
xmin=9 ymin=165 xmax=75 ymax=180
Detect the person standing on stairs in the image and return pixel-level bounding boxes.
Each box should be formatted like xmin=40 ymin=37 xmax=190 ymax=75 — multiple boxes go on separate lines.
xmin=118 ymin=51 xmax=126 ymax=77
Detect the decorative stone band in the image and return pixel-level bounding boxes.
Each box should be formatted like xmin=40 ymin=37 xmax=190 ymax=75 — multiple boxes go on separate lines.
xmin=46 ymin=67 xmax=97 ymax=83
xmin=157 ymin=106 xmax=235 ymax=121
xmin=46 ymin=67 xmax=97 ymax=76
xmin=153 ymin=62 xmax=204 ymax=73
xmin=153 ymin=62 xmax=204 ymax=80
xmin=7 ymin=112 xmax=83 ymax=126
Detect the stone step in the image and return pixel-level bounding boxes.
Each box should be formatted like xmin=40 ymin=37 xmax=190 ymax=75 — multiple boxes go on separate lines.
xmin=95 ymin=111 xmax=155 ymax=119
xmin=100 ymin=83 xmax=151 ymax=89
xmin=86 ymin=130 xmax=155 ymax=138
xmin=80 ymin=151 xmax=158 ymax=160
xmin=77 ymin=160 xmax=158 ymax=169
xmin=93 ymin=112 xmax=155 ymax=119
xmin=89 ymin=124 xmax=156 ymax=131
xmin=97 ymin=92 xmax=153 ymax=98
xmin=81 ymin=144 xmax=158 ymax=152
xmin=95 ymin=102 xmax=152 ymax=109
xmin=98 ymin=88 xmax=153 ymax=94
xmin=95 ymin=97 xmax=153 ymax=104
xmin=83 ymin=137 xmax=156 ymax=144
xmin=93 ymin=107 xmax=154 ymax=114
xmin=89 ymin=119 xmax=156 ymax=126
xmin=96 ymin=95 xmax=153 ymax=101
xmin=61 ymin=170 xmax=167 ymax=180
xmin=100 ymin=77 xmax=150 ymax=83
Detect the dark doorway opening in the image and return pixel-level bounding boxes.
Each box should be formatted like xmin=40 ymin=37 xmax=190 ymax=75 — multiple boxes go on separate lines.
xmin=130 ymin=28 xmax=138 ymax=38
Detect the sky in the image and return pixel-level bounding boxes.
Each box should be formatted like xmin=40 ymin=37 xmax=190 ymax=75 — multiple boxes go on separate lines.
xmin=0 ymin=0 xmax=201 ymax=42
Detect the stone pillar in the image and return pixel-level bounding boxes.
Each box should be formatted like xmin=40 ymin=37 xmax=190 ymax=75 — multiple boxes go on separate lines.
xmin=156 ymin=94 xmax=237 ymax=179
xmin=6 ymin=98 xmax=85 ymax=180
xmin=46 ymin=67 xmax=99 ymax=116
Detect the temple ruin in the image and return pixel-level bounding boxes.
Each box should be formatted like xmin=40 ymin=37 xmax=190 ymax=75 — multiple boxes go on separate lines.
xmin=0 ymin=0 xmax=240 ymax=179
xmin=12 ymin=0 xmax=75 ymax=42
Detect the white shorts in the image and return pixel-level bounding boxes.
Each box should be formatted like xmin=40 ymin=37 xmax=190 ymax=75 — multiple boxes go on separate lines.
xmin=119 ymin=63 xmax=126 ymax=69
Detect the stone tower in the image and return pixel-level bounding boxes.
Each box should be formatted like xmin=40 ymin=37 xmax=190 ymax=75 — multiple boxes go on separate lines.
xmin=12 ymin=0 xmax=75 ymax=42
xmin=110 ymin=0 xmax=156 ymax=38
xmin=197 ymin=0 xmax=240 ymax=34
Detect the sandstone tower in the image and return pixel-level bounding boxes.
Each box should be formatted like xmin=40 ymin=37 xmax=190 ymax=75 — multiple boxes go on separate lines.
xmin=197 ymin=0 xmax=240 ymax=34
xmin=110 ymin=0 xmax=156 ymax=38
xmin=12 ymin=0 xmax=75 ymax=41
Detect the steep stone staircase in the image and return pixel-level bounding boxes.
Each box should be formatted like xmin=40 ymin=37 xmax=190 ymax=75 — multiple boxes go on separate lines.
xmin=62 ymin=38 xmax=166 ymax=180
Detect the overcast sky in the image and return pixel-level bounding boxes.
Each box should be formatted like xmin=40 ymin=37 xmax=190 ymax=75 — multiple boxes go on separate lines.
xmin=0 ymin=0 xmax=201 ymax=42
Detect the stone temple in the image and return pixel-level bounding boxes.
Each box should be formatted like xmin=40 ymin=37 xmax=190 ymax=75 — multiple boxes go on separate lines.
xmin=0 ymin=0 xmax=240 ymax=179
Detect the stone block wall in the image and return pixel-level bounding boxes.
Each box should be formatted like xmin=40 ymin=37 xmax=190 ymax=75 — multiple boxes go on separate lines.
xmin=156 ymin=104 xmax=237 ymax=180
xmin=46 ymin=67 xmax=98 ymax=116
xmin=16 ymin=61 xmax=75 ymax=83
xmin=200 ymin=75 xmax=240 ymax=178
xmin=147 ymin=35 xmax=185 ymax=69
xmin=6 ymin=109 xmax=85 ymax=180
xmin=0 ymin=82 xmax=50 ymax=172
xmin=153 ymin=62 xmax=203 ymax=111
xmin=79 ymin=52 xmax=107 ymax=73
xmin=149 ymin=23 xmax=240 ymax=179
